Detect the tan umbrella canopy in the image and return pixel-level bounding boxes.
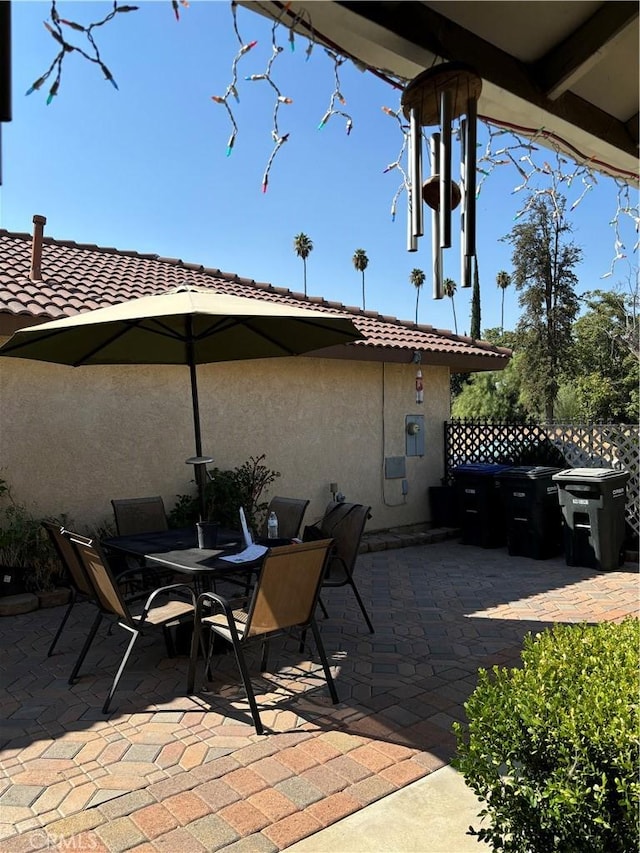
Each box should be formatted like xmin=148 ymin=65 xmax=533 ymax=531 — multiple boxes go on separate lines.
xmin=0 ymin=285 xmax=363 ymax=518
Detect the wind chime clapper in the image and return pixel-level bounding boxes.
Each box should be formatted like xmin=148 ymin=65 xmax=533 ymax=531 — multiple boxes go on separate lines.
xmin=401 ymin=62 xmax=482 ymax=298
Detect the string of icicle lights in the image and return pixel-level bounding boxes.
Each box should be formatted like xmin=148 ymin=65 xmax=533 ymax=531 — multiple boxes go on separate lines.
xmin=25 ymin=1 xmax=637 ymax=279
xmin=210 ymin=1 xmax=355 ymax=193
xmin=25 ymin=0 xmax=190 ymax=104
xmin=380 ymin=102 xmax=638 ymax=280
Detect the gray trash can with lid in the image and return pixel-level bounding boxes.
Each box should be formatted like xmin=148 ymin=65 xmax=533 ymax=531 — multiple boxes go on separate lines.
xmin=552 ymin=468 xmax=629 ymax=571
xmin=496 ymin=466 xmax=562 ymax=560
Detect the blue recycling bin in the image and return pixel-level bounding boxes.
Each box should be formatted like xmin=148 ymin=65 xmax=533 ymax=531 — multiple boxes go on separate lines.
xmin=553 ymin=468 xmax=629 ymax=571
xmin=497 ymin=466 xmax=562 ymax=559
xmin=453 ymin=463 xmax=512 ymax=548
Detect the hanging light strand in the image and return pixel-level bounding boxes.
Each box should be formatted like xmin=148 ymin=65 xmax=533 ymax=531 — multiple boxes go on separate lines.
xmin=602 ymin=180 xmax=639 ymax=278
xmin=210 ymin=1 xmax=259 ymax=157
xmin=285 ymin=4 xmax=316 ymax=61
xmin=25 ymin=0 xmax=138 ymax=103
xmin=171 ymin=0 xmax=189 ymax=22
xmin=477 ymin=123 xmax=638 ymax=278
xmin=244 ymin=6 xmax=294 ymax=192
xmin=381 ymin=104 xmax=411 ymax=222
xmin=318 ymin=49 xmax=353 ymax=135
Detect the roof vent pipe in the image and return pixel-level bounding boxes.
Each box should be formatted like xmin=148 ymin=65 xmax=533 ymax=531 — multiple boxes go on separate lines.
xmin=30 ymin=214 xmax=47 ymax=282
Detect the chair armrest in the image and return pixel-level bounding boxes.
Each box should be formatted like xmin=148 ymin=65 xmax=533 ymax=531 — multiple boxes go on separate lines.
xmin=142 ymin=583 xmax=196 ymax=613
xmin=195 ymin=590 xmax=235 ymax=620
xmin=326 ymin=553 xmax=351 ymax=581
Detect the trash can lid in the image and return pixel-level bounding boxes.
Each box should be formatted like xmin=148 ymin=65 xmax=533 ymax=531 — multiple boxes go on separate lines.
xmin=552 ymin=467 xmax=629 ymax=482
xmin=453 ymin=463 xmax=513 ymax=476
xmin=497 ymin=465 xmax=561 ymax=479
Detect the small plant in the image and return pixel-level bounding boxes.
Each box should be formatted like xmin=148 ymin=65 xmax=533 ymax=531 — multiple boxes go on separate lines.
xmin=169 ymin=455 xmax=280 ymax=532
xmin=453 ymin=619 xmax=640 ymax=853
xmin=0 ymin=478 xmax=67 ymax=592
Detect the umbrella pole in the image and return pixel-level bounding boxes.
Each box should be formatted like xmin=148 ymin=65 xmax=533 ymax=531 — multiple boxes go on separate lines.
xmin=189 ymin=360 xmax=203 ymax=459
xmin=187 ymin=327 xmax=207 ymax=523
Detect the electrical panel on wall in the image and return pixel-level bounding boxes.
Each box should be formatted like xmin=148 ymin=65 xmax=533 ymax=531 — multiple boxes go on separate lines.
xmin=384 ymin=456 xmax=406 ymax=479
xmin=406 ymin=415 xmax=425 ymax=456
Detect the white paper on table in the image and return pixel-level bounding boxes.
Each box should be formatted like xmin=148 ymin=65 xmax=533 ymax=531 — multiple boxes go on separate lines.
xmin=239 ymin=506 xmax=253 ymax=548
xmin=220 ymin=543 xmax=267 ymax=564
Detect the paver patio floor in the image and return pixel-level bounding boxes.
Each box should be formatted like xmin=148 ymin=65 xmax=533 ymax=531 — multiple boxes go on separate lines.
xmin=0 ymin=538 xmax=637 ymax=852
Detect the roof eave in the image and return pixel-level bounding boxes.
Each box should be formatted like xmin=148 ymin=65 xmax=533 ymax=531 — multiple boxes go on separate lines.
xmin=304 ymin=342 xmax=511 ymax=371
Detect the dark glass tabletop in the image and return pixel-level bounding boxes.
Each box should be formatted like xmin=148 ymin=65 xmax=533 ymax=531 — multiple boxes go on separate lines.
xmin=102 ymin=527 xmax=254 ymax=575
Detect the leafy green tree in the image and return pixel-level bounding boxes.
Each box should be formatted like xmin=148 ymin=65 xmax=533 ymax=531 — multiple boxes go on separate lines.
xmin=352 ymin=248 xmax=369 ymax=310
xmin=443 ymin=277 xmax=458 ymax=334
xmin=470 ymin=258 xmax=481 ymax=340
xmin=482 ymin=326 xmax=519 ymax=350
xmin=293 ymin=232 xmax=313 ymax=296
xmin=409 ymin=267 xmax=425 ymax=324
xmin=502 ymin=193 xmax=581 ymax=420
xmin=496 ymin=270 xmax=511 ymax=334
xmin=451 ymin=353 xmax=527 ymax=420
xmin=569 ymin=285 xmax=639 ymax=422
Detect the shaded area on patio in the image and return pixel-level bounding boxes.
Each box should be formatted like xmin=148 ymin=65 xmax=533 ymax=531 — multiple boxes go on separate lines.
xmin=0 ymin=538 xmax=637 ymax=852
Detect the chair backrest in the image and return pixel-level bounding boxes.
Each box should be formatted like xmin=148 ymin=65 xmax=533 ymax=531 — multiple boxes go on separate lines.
xmin=244 ymin=539 xmax=333 ymax=639
xmin=65 ymin=534 xmax=133 ymax=626
xmin=42 ymin=521 xmax=93 ymax=597
xmin=261 ymin=497 xmax=310 ymax=539
xmin=320 ymin=502 xmax=371 ymax=575
xmin=111 ymin=496 xmax=168 ymax=536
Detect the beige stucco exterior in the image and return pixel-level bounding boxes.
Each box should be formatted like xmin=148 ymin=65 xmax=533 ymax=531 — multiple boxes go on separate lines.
xmin=0 ymin=345 xmax=450 ymax=533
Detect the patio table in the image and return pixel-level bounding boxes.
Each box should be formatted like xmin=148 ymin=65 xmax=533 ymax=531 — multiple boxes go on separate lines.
xmin=102 ymin=527 xmax=259 ymax=594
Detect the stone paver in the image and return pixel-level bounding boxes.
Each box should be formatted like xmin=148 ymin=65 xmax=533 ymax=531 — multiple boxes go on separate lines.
xmin=0 ymin=536 xmax=637 ymax=850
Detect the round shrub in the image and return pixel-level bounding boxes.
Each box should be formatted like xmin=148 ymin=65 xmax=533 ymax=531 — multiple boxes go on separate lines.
xmin=453 ymin=618 xmax=639 ymax=852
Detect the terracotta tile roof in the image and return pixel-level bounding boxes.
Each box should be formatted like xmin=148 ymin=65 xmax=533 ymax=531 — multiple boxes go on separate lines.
xmin=0 ymin=228 xmax=511 ymax=370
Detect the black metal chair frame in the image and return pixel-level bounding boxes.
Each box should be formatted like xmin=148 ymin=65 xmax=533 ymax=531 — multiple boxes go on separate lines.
xmin=318 ymin=501 xmax=374 ymax=634
xmin=66 ymin=533 xmax=196 ymax=714
xmin=42 ymin=522 xmax=94 ymax=658
xmin=187 ymin=539 xmax=339 ymax=735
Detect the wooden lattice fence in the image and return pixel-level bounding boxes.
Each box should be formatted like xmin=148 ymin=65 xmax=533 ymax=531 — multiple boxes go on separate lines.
xmin=445 ymin=420 xmax=639 ymax=538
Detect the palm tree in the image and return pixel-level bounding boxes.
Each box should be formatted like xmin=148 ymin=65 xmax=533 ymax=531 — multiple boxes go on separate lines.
xmin=496 ymin=270 xmax=511 ymax=334
xmin=443 ymin=277 xmax=458 ymax=334
xmin=293 ymin=233 xmax=313 ymax=296
xmin=352 ymin=248 xmax=369 ymax=310
xmin=409 ymin=268 xmax=425 ymax=324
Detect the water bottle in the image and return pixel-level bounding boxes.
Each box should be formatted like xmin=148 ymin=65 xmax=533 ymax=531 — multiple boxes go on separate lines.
xmin=267 ymin=511 xmax=278 ymax=539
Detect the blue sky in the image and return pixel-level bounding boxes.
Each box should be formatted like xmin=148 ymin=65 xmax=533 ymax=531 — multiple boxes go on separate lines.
xmin=2 ymin=0 xmax=637 ymax=336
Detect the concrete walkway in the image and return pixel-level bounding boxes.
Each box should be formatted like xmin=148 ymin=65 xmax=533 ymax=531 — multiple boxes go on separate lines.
xmin=0 ymin=534 xmax=637 ymax=852
xmin=285 ymin=765 xmax=483 ymax=852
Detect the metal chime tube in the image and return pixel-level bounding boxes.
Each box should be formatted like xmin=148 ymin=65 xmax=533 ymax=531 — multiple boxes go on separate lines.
xmin=407 ymin=196 xmax=418 ymax=251
xmin=430 ymin=133 xmax=442 ymax=299
xmin=409 ymin=107 xmax=423 ymax=238
xmin=406 ymin=128 xmax=418 ymax=252
xmin=439 ymin=88 xmax=452 ymax=249
xmin=464 ymin=95 xmax=477 ymax=264
xmin=459 ymin=118 xmax=472 ymax=288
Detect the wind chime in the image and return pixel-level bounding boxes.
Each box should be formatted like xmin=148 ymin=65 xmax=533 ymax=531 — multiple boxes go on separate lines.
xmin=401 ymin=62 xmax=482 ymax=298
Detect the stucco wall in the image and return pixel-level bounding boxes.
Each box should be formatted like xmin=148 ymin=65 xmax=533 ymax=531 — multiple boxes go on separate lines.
xmin=0 ymin=346 xmax=450 ymax=533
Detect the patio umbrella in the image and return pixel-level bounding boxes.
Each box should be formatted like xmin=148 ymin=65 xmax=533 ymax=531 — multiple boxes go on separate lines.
xmin=0 ymin=285 xmax=363 ymax=518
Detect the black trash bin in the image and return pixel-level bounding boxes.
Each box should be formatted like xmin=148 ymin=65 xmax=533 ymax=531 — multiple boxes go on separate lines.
xmin=552 ymin=468 xmax=629 ymax=571
xmin=428 ymin=484 xmax=459 ymax=528
xmin=496 ymin=466 xmax=562 ymax=559
xmin=453 ymin=463 xmax=512 ymax=548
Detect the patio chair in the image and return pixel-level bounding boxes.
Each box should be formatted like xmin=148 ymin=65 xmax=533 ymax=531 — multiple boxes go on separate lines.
xmin=65 ymin=533 xmax=195 ymax=714
xmin=316 ymin=501 xmax=374 ymax=634
xmin=111 ymin=495 xmax=174 ymax=589
xmin=42 ymin=521 xmax=94 ymax=657
xmin=187 ymin=539 xmax=339 ymax=735
xmin=259 ymin=497 xmax=310 ymax=540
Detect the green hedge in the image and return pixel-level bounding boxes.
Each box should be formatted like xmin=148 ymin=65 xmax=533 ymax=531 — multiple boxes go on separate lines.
xmin=453 ymin=619 xmax=639 ymax=852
